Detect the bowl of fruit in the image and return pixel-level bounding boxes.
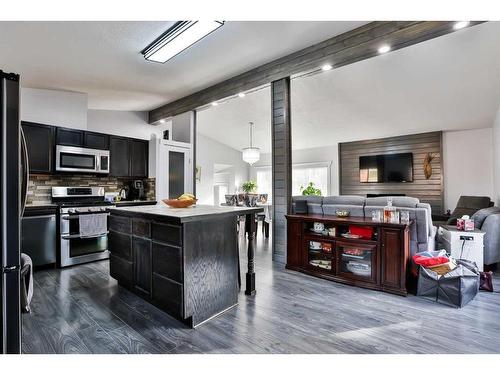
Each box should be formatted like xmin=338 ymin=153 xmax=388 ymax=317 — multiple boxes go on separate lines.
xmin=162 ymin=193 xmax=197 ymax=208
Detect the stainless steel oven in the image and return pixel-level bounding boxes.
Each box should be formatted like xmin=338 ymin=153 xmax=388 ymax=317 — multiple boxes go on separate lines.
xmin=59 ymin=205 xmax=112 ymax=267
xmin=52 ymin=186 xmax=113 ymax=267
xmin=56 ymin=145 xmax=110 ymax=174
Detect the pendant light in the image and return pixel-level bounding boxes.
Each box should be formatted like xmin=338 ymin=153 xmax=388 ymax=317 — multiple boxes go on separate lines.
xmin=242 ymin=122 xmax=260 ymax=165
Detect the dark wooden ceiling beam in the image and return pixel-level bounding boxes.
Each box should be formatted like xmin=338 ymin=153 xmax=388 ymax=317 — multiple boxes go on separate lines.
xmin=149 ymin=21 xmax=484 ymax=123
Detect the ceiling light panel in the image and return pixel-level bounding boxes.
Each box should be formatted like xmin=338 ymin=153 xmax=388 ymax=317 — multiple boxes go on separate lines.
xmin=143 ymin=21 xmax=224 ymax=63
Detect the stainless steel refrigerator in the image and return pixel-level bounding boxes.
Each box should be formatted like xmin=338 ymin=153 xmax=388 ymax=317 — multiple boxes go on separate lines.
xmin=1 ymin=69 xmax=28 ymax=354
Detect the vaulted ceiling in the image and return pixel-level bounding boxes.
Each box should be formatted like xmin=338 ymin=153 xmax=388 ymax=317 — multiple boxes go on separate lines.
xmin=196 ymin=22 xmax=500 ymax=151
xmin=0 ymin=21 xmax=365 ymax=111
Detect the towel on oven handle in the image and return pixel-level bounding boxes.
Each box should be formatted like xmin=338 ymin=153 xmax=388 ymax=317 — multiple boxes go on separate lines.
xmin=79 ymin=213 xmax=108 ymax=237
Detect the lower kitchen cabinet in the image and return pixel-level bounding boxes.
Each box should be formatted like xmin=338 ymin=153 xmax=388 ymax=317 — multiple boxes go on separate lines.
xmin=109 ymin=215 xmax=185 ymax=320
xmin=133 ymin=236 xmax=152 ymax=296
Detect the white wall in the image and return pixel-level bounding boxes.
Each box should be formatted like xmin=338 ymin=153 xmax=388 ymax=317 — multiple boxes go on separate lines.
xmin=87 ymin=109 xmax=169 ymax=140
xmin=196 ymin=134 xmax=249 ymax=205
xmin=493 ymin=108 xmax=500 ymax=205
xmin=251 ymin=145 xmax=339 ymax=196
xmin=443 ymin=128 xmax=494 ymax=211
xmin=21 ymin=88 xmax=88 ymax=129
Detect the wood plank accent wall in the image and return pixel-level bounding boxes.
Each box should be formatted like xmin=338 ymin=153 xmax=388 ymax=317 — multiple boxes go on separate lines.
xmin=339 ymin=131 xmax=444 ymax=213
xmin=149 ymin=21 xmax=483 ymax=123
xmin=272 ymin=78 xmax=292 ymax=264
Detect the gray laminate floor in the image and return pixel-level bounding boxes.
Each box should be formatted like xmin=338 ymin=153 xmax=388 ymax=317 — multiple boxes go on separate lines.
xmin=22 ymin=229 xmax=500 ymax=354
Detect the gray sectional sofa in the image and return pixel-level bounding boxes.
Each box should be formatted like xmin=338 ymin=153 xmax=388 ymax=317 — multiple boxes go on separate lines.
xmin=292 ymin=195 xmax=436 ymax=256
xmin=471 ymin=207 xmax=500 ymax=265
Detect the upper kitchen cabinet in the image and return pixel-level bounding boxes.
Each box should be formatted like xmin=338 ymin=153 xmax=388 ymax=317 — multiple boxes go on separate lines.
xmin=130 ymin=139 xmax=148 ymax=178
xmin=56 ymin=127 xmax=84 ymax=147
xmin=21 ymin=121 xmax=55 ymax=174
xmin=109 ymin=136 xmax=130 ymax=177
xmin=84 ymin=131 xmax=109 ymax=150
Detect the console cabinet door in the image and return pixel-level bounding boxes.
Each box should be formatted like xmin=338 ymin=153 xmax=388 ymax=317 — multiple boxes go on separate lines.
xmin=337 ymin=240 xmax=377 ymax=284
xmin=109 ymin=136 xmax=130 ymax=177
xmin=381 ymin=228 xmax=403 ymax=290
xmin=286 ymin=219 xmax=302 ymax=268
xmin=22 ymin=122 xmax=54 ymax=174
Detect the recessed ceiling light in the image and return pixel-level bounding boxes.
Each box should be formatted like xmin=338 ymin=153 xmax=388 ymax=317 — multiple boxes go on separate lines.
xmin=159 ymin=119 xmax=165 ymax=124
xmin=378 ymin=44 xmax=391 ymax=54
xmin=453 ymin=21 xmax=470 ymax=30
xmin=321 ymin=64 xmax=333 ymax=71
xmin=211 ymin=101 xmax=218 ymax=106
xmin=238 ymin=92 xmax=246 ymax=98
xmin=142 ymin=21 xmax=224 ymax=63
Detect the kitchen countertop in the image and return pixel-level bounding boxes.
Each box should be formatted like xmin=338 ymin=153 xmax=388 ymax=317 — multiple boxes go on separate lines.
xmin=109 ymin=203 xmax=263 ymax=223
xmin=114 ymin=200 xmax=157 ymax=207
xmin=25 ymin=203 xmax=58 ymax=209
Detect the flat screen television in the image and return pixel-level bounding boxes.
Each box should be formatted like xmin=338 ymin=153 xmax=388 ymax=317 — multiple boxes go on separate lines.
xmin=359 ymin=153 xmax=413 ymax=183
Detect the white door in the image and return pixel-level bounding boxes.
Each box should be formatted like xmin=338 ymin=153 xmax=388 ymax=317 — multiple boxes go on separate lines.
xmin=157 ymin=143 xmax=193 ymax=200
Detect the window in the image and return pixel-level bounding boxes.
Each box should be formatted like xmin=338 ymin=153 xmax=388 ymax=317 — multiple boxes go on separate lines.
xmin=253 ymin=162 xmax=331 ymax=200
xmin=255 ymin=167 xmax=272 ymax=202
xmin=292 ymin=162 xmax=331 ymax=196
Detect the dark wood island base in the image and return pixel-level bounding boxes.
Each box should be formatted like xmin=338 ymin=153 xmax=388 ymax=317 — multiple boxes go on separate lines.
xmin=108 ymin=204 xmax=263 ymax=328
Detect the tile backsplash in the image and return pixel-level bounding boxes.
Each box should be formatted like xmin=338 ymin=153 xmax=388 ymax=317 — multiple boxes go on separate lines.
xmin=27 ymin=174 xmax=155 ymax=205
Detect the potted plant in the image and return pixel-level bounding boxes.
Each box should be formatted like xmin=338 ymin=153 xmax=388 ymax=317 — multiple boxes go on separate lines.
xmin=300 ymin=182 xmax=322 ymax=196
xmin=241 ymin=180 xmax=258 ymax=207
xmin=242 ymin=180 xmax=257 ymax=194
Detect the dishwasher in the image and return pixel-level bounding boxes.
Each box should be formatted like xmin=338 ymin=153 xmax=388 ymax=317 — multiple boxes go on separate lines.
xmin=21 ymin=207 xmax=57 ymax=267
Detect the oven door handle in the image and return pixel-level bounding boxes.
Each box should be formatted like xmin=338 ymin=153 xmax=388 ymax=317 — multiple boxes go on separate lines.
xmin=61 ymin=213 xmax=110 ymax=220
xmin=61 ymin=231 xmax=109 ymax=240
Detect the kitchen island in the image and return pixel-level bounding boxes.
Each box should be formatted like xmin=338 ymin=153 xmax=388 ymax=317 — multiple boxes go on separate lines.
xmin=107 ymin=203 xmax=263 ymax=327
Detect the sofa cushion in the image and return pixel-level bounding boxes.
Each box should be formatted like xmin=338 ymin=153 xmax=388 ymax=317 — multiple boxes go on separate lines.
xmin=291 ymin=196 xmax=323 ymax=215
xmin=323 ymin=195 xmax=365 ymax=206
xmin=471 ymin=206 xmax=500 ymax=229
xmin=365 ymin=196 xmax=419 ymax=208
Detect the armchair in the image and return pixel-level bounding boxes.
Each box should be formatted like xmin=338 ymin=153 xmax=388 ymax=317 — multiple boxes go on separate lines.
xmin=446 ymin=196 xmax=493 ymax=225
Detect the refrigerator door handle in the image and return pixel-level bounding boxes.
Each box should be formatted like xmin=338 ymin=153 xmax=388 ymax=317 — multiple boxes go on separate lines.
xmin=2 ymin=265 xmax=20 ymax=273
xmin=20 ymin=126 xmax=29 ymax=217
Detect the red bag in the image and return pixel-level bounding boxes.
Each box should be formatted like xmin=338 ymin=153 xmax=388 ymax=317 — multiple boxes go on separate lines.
xmin=412 ymin=254 xmax=449 ymax=267
xmin=349 ymin=225 xmax=373 ymax=239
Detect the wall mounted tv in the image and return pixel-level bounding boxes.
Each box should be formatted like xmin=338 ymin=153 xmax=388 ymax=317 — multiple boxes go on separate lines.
xmin=359 ymin=153 xmax=413 ymax=183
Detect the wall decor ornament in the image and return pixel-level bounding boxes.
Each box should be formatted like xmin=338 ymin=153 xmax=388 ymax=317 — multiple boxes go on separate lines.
xmin=423 ymin=152 xmax=436 ymax=179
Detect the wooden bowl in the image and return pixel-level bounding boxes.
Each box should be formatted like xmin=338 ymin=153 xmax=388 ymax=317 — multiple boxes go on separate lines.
xmin=162 ymin=198 xmax=196 ymax=208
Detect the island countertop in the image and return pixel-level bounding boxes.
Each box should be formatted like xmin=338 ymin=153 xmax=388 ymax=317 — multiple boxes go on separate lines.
xmin=109 ymin=203 xmax=263 ymax=223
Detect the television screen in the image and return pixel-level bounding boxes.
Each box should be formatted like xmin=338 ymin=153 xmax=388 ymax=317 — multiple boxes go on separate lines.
xmin=359 ymin=153 xmax=413 ymax=183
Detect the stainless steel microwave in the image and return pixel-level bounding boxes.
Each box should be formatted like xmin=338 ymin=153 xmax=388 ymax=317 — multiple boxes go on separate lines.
xmin=55 ymin=145 xmax=110 ymax=174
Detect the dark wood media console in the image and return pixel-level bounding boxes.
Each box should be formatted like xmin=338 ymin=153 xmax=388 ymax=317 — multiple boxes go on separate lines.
xmin=285 ymin=214 xmax=412 ymax=296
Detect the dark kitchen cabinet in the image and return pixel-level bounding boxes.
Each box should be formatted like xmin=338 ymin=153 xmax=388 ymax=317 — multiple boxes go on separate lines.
xmin=56 ymin=127 xmax=84 ymax=147
xmin=21 ymin=121 xmax=55 ymax=174
xmin=109 ymin=136 xmax=130 ymax=177
xmin=130 ymin=139 xmax=148 ymax=177
xmin=84 ymin=131 xmax=109 ymax=150
xmin=110 ymin=136 xmax=148 ymax=178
